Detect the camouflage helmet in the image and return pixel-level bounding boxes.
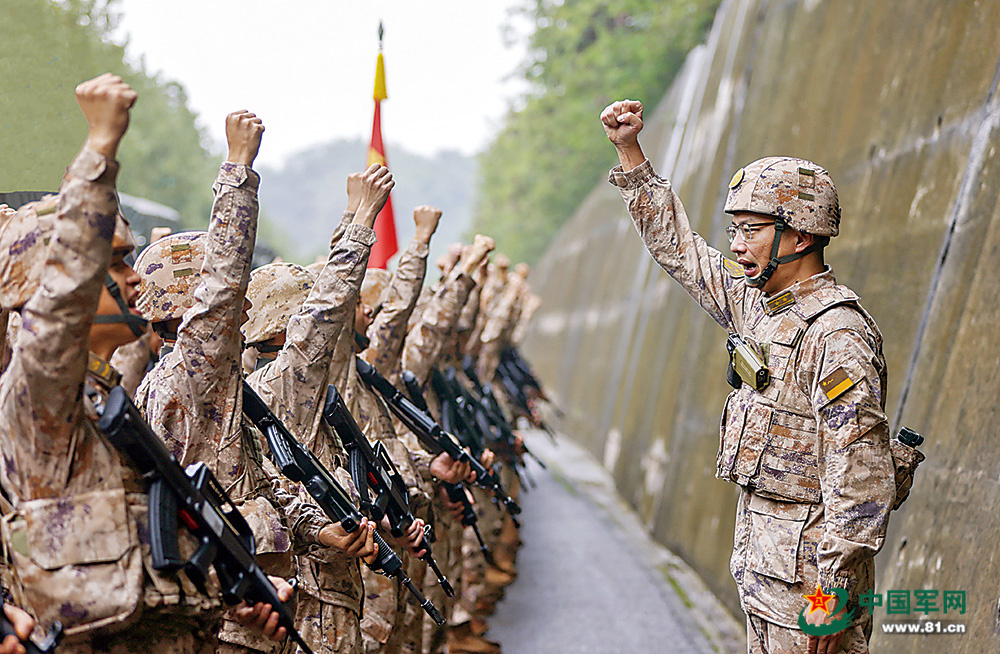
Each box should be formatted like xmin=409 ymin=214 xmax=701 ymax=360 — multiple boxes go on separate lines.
xmin=134 ymin=231 xmax=208 ymax=323
xmin=360 ymin=269 xmax=391 ymax=311
xmin=0 ymin=196 xmax=134 ymax=310
xmin=724 ymin=157 xmax=840 ymax=237
xmin=242 ymin=262 xmax=315 ymax=345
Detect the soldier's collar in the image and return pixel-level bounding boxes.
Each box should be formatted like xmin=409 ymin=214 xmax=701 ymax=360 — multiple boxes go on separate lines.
xmin=761 ymin=266 xmax=836 ymax=316
xmin=87 ymin=352 xmax=122 ymax=389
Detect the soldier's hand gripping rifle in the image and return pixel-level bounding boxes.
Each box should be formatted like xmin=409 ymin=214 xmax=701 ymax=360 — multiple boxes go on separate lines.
xmin=1 ymin=596 xmax=62 ymax=654
xmin=400 ymin=370 xmax=494 ymax=563
xmin=355 ymin=359 xmax=521 ymax=522
xmin=94 ymin=386 xmax=314 ymax=654
xmin=240 ymin=382 xmax=448 ymax=622
xmin=322 ymin=383 xmax=454 ymax=601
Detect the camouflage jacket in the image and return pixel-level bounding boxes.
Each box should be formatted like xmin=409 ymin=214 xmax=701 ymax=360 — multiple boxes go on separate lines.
xmin=136 ymin=165 xmax=333 ymax=569
xmin=610 ymin=160 xmax=895 ymax=627
xmin=0 ymin=149 xmax=220 ymax=638
xmin=247 ymin=222 xmax=377 ymax=615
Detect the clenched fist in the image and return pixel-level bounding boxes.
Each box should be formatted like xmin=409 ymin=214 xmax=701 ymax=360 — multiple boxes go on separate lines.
xmin=600 ymin=99 xmax=646 ymax=171
xmin=413 ymin=205 xmax=443 ymax=244
xmin=460 ymin=234 xmax=496 ymax=277
xmin=353 ymin=164 xmax=395 ymax=229
xmin=225 ymin=110 xmax=264 ymax=166
xmin=76 ymin=73 xmax=137 ymax=158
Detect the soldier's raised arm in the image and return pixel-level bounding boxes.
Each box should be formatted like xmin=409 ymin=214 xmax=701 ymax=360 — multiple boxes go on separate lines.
xmin=602 ymin=98 xmax=745 ymax=333
xmin=362 ymin=204 xmax=443 ymax=376
xmin=135 ymin=110 xmax=263 ymax=467
xmin=0 ymin=74 xmax=133 ymax=499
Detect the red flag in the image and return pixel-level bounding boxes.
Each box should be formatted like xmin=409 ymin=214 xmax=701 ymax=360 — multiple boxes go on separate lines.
xmin=367 ymin=47 xmax=397 ymax=269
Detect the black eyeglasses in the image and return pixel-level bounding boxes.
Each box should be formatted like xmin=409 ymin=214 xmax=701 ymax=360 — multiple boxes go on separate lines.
xmin=725 ymin=221 xmax=774 ymax=244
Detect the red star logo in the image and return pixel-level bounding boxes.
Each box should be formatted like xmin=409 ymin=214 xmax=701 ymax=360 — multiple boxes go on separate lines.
xmin=803 ymin=584 xmax=836 ymax=615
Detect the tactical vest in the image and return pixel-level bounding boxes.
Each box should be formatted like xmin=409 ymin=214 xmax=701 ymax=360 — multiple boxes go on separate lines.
xmin=717 ymin=285 xmax=883 ymax=504
xmin=1 ymin=375 xmax=221 ymax=641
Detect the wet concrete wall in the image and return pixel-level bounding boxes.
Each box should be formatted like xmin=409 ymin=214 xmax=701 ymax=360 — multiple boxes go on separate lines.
xmin=522 ymin=0 xmax=1000 ymax=649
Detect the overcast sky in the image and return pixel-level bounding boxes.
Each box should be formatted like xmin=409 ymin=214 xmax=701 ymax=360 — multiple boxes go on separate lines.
xmin=112 ymin=0 xmax=532 ymax=169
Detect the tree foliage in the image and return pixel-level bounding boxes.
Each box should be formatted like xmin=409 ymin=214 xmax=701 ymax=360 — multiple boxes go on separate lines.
xmin=0 ymin=0 xmax=217 ymax=228
xmin=473 ymin=0 xmax=720 ymax=264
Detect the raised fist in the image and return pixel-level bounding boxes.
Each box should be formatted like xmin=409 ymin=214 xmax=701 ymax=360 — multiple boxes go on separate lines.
xmin=461 ymin=234 xmax=496 ymax=276
xmin=76 ymin=73 xmax=137 ymax=158
xmin=600 ymin=99 xmax=644 ymax=147
xmin=413 ymin=205 xmax=443 ymax=243
xmin=354 ymin=164 xmax=395 ymax=228
xmin=494 ymin=253 xmax=511 ymax=273
xmin=225 ymin=110 xmax=264 ymax=166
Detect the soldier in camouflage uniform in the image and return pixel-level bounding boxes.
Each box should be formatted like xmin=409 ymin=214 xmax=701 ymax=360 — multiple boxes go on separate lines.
xmin=0 ymin=74 xmax=290 ymax=653
xmin=602 ymin=99 xmax=896 ymax=654
xmin=241 ymin=260 xmax=378 ymax=654
xmin=134 ymin=117 xmax=388 ymax=654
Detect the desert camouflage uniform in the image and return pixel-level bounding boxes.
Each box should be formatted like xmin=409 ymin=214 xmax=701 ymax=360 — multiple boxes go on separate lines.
xmin=0 ymin=149 xmax=221 ymax=651
xmin=399 ymin=267 xmax=478 ymax=654
xmin=248 ymin=222 xmax=377 ymax=654
xmin=360 ymin=239 xmax=442 ymax=654
xmin=611 ymin=160 xmax=895 ymax=650
xmin=510 ymin=293 xmax=541 ymax=348
xmin=135 ymin=164 xmax=345 ymax=654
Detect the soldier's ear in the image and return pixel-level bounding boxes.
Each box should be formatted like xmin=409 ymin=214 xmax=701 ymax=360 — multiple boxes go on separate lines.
xmin=793 ymin=230 xmax=816 ymax=254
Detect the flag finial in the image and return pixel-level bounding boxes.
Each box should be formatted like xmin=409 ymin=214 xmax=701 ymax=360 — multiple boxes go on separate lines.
xmin=378 ymin=21 xmax=384 ymax=51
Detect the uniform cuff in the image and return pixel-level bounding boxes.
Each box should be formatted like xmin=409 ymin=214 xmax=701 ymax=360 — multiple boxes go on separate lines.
xmin=343 ymin=222 xmax=377 ymax=247
xmin=608 ymin=159 xmax=654 ymax=190
xmin=408 ymin=240 xmax=430 ymax=258
xmin=216 ymin=163 xmax=260 ymax=191
xmin=68 ymin=147 xmax=118 ymax=184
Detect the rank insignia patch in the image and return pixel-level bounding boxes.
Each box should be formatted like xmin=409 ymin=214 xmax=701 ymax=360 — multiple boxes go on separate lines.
xmin=723 ymin=258 xmax=744 ymax=278
xmin=765 ymin=291 xmax=796 ymax=314
xmin=819 ymin=367 xmax=855 ymax=402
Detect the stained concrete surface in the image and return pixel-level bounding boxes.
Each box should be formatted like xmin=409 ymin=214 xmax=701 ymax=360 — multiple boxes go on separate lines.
xmin=488 ymin=431 xmax=744 ymax=654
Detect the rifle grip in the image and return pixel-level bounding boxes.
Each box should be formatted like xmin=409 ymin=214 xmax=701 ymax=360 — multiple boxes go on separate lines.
xmin=148 ymin=478 xmax=186 ymax=571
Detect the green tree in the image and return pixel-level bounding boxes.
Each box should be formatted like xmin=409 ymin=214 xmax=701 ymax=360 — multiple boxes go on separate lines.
xmin=0 ymin=0 xmax=217 ymax=228
xmin=473 ymin=0 xmax=720 ymax=264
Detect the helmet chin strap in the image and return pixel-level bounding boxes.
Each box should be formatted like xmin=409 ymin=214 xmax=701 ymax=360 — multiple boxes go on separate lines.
xmin=93 ymin=274 xmax=148 ymax=338
xmin=744 ymin=219 xmax=825 ymax=288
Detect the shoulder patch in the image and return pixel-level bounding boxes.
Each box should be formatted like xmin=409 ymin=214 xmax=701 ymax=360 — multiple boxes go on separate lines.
xmin=819 ymin=366 xmax=855 ymax=402
xmin=723 ymin=257 xmax=744 ymax=278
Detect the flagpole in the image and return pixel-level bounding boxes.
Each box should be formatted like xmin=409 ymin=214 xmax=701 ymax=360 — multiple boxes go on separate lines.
xmin=367 ymin=20 xmax=398 ymax=269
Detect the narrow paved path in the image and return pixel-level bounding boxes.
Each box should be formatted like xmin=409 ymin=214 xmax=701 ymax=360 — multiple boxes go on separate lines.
xmin=487 ymin=432 xmax=744 ymax=654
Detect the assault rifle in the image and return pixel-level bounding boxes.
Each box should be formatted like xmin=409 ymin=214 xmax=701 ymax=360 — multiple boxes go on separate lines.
xmin=95 ymin=386 xmax=314 ymax=654
xmin=355 ymin=358 xmax=520 ymax=520
xmin=400 ymin=371 xmax=494 ymax=563
xmin=462 ymin=358 xmax=546 ymax=472
xmin=322 ymin=383 xmax=454 ymax=599
xmin=0 ymin=596 xmax=62 ymax=654
xmin=495 ymin=351 xmax=559 ymax=440
xmin=240 ymin=382 xmax=448 ymax=622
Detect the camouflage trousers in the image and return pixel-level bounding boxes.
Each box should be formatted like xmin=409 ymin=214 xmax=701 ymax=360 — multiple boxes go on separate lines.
xmin=294 ymin=595 xmax=363 ymax=654
xmin=59 ymin=610 xmax=219 ymax=654
xmin=747 ymin=614 xmax=872 ymax=654
xmin=361 ymin=564 xmax=407 ymax=654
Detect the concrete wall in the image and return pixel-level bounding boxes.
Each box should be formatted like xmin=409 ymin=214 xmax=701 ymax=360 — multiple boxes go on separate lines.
xmin=523 ymin=0 xmax=1000 ymax=649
